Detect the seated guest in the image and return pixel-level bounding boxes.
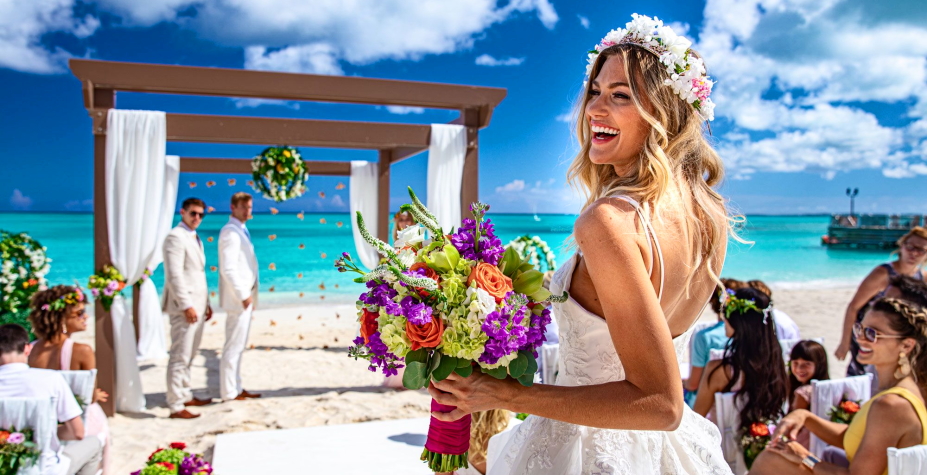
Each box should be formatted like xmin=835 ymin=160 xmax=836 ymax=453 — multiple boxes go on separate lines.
xmin=684 ymin=278 xmax=746 ymax=406
xmin=693 ymin=288 xmax=789 ymax=428
xmin=747 ymin=279 xmax=801 ymax=340
xmin=27 ymin=286 xmax=110 ymax=473
xmin=751 ymin=297 xmax=927 ymax=474
xmin=0 ymin=323 xmax=103 ymax=475
xmin=787 ymin=340 xmax=830 ymax=448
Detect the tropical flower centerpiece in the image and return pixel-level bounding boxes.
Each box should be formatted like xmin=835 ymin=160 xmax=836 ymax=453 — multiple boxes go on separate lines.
xmin=338 ymin=188 xmax=567 ymax=472
xmin=741 ymin=420 xmax=775 ymax=469
xmin=0 ymin=427 xmax=40 ymax=475
xmin=827 ymin=395 xmax=861 ymax=424
xmin=250 ymin=146 xmax=309 ymax=202
xmin=0 ymin=230 xmax=51 ymax=335
xmin=87 ymin=265 xmax=126 ymax=311
xmin=131 ymin=442 xmax=212 ymax=475
xmin=506 ymin=235 xmax=557 ymax=273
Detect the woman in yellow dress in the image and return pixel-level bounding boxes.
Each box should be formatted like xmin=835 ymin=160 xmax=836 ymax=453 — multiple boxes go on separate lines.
xmin=750 ymin=297 xmax=927 ymax=475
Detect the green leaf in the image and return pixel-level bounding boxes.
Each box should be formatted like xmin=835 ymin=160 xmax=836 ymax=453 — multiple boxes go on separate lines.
xmin=484 ymin=365 xmax=508 ymax=380
xmin=429 ymin=351 xmax=442 ymax=374
xmin=432 ymin=355 xmax=458 ymax=381
xmin=517 ymin=372 xmax=535 ymax=386
xmin=522 ymin=351 xmax=539 ymax=376
xmin=403 ymin=361 xmax=428 ymax=390
xmin=454 ymin=364 xmax=473 ymax=378
xmin=457 ymin=358 xmax=472 ymax=368
xmin=405 ymin=348 xmax=428 ymax=365
xmin=508 ymin=352 xmax=529 ymax=379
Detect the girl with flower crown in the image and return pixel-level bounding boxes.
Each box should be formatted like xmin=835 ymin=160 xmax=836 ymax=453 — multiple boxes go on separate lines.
xmin=427 ymin=14 xmax=735 ymax=474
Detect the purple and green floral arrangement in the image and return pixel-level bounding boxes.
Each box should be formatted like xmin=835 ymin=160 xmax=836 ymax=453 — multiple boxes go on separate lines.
xmin=0 ymin=427 xmax=39 ymax=475
xmin=131 ymin=442 xmax=212 ymax=475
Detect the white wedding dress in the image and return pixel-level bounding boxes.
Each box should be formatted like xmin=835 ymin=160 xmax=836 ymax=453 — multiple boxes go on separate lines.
xmin=487 ymin=196 xmax=732 ymax=475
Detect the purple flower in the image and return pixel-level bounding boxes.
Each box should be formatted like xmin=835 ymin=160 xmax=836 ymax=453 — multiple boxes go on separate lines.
xmin=102 ymin=286 xmax=114 ymax=297
xmin=90 ymin=288 xmax=100 ymax=297
xmin=479 ymin=293 xmax=531 ymax=365
xmin=105 ymin=280 xmax=118 ymax=291
xmin=400 ymin=296 xmax=433 ymax=325
xmin=6 ymin=432 xmax=24 ymax=444
xmin=131 ymin=471 xmax=141 ymax=475
xmin=363 ymin=332 xmax=405 ymax=377
xmin=449 ymin=218 xmax=505 ymax=265
xmin=180 ymin=454 xmax=213 ymax=475
xmin=359 ymin=281 xmax=398 ymax=308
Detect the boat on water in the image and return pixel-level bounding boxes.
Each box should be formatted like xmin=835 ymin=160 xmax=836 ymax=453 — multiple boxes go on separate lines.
xmin=822 ymin=214 xmax=924 ymax=249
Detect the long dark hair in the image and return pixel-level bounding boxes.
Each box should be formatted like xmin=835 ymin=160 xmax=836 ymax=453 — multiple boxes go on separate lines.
xmin=715 ymin=287 xmax=789 ymax=430
xmin=788 ymin=340 xmax=830 ymax=404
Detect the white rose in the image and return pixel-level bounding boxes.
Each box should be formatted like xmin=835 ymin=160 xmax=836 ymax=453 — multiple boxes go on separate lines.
xmin=397 ymin=248 xmax=417 ymax=268
xmin=395 ymin=225 xmax=425 ymax=249
xmin=465 ymin=287 xmax=496 ymax=320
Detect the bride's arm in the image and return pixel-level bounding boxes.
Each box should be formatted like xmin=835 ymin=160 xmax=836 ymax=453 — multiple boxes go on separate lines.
xmin=432 ymin=200 xmax=684 ymax=431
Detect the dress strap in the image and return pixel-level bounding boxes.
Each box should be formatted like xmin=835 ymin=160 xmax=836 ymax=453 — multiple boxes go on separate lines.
xmin=876 ymin=387 xmax=927 ymax=443
xmin=60 ymin=338 xmax=74 ymax=371
xmin=611 ymin=195 xmax=665 ymax=301
xmin=881 ymin=263 xmax=898 ymax=277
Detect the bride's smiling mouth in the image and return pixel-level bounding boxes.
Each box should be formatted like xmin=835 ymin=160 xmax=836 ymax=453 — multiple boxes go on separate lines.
xmin=590 ymin=123 xmax=620 ymax=145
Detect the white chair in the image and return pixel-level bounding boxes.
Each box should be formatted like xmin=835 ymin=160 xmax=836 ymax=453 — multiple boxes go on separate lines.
xmin=713 ymin=392 xmax=748 ymax=475
xmin=809 ymin=374 xmax=874 ymax=458
xmin=709 ymin=348 xmax=726 ymax=362
xmin=888 ymin=445 xmax=927 ymax=475
xmin=779 ymin=338 xmax=825 ymax=362
xmin=539 ymin=344 xmax=559 ymax=384
xmin=0 ymin=397 xmax=57 ymax=475
xmin=59 ymin=369 xmax=97 ymax=412
xmin=691 ymin=321 xmax=716 ymax=336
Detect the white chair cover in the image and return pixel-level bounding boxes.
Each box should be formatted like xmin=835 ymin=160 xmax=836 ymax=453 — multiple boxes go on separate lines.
xmin=888 ymin=445 xmax=927 ymax=475
xmin=0 ymin=397 xmax=57 ymax=475
xmin=136 ymin=154 xmax=178 ymax=362
xmin=810 ymin=374 xmax=873 ymax=458
xmin=426 ymin=124 xmax=467 ymax=232
xmin=106 ymin=109 xmax=173 ymax=412
xmin=539 ymin=344 xmax=559 ymax=384
xmin=779 ymin=337 xmax=824 ymax=362
xmin=691 ymin=321 xmax=716 ymax=336
xmin=59 ymin=369 xmax=97 ymax=412
xmin=714 ymin=392 xmax=748 ymax=475
xmin=709 ymin=348 xmax=726 ymax=362
xmin=349 ymin=160 xmax=381 ymax=270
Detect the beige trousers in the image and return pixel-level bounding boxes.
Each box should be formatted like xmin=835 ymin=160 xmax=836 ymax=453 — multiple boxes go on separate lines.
xmin=166 ymin=313 xmax=205 ymax=413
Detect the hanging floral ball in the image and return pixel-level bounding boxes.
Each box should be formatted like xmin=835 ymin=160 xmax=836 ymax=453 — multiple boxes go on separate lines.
xmin=0 ymin=230 xmax=51 ymax=317
xmin=250 ymin=146 xmax=309 ymax=202
xmin=507 ymin=235 xmax=557 ymax=272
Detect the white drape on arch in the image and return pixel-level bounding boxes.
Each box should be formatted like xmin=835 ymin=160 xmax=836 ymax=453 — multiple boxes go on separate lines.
xmin=426 ymin=124 xmax=467 ymax=231
xmin=105 ymin=109 xmax=170 ymax=412
xmin=350 ymin=160 xmax=381 ymax=270
xmin=136 ymin=155 xmax=179 ymax=362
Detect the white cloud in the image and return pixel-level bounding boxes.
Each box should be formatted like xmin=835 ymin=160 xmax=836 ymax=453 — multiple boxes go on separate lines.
xmin=475 ymin=54 xmax=525 ymax=67
xmin=577 ymin=14 xmax=590 ymax=29
xmin=64 ymin=198 xmax=93 ymax=211
xmin=232 ymin=98 xmax=301 ymax=109
xmin=330 ymin=194 xmax=346 ymax=208
xmin=492 ymin=177 xmax=583 ymax=212
xmin=495 ymin=179 xmax=526 ymax=193
xmin=555 ymin=111 xmax=574 ymax=123
xmin=0 ymin=0 xmax=100 ymax=74
xmin=9 ymin=189 xmax=33 ymax=210
xmin=244 ymin=43 xmax=343 ymax=75
xmin=698 ymin=0 xmax=927 ymax=178
xmin=386 ymin=106 xmax=425 ymax=115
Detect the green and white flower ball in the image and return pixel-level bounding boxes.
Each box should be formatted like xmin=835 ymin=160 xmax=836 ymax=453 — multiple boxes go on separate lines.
xmin=250 ymin=146 xmax=310 ymax=202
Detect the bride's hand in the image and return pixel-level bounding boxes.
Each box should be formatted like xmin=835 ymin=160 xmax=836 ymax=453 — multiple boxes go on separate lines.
xmin=428 ymin=370 xmax=521 ymax=422
xmin=771 ymin=409 xmax=809 ymax=443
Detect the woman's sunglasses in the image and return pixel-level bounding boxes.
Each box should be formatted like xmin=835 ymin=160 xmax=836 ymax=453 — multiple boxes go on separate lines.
xmin=902 ymin=242 xmax=927 ymax=255
xmin=853 ymin=322 xmax=905 ymax=343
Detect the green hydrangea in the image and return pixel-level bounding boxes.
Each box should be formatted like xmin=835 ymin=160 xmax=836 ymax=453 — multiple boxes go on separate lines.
xmin=378 ymin=311 xmax=411 ymax=357
xmin=140 ymin=463 xmax=177 ymax=475
xmin=148 ymin=448 xmax=185 ymax=467
xmin=440 ymin=308 xmax=487 ymax=360
xmin=440 ymin=273 xmax=470 ymax=307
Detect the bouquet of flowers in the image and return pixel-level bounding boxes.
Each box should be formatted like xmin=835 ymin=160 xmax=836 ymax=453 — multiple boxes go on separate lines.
xmin=87 ymin=265 xmax=126 ymax=311
xmin=250 ymin=146 xmax=309 ymax=202
xmin=0 ymin=427 xmax=40 ymax=475
xmin=338 ymin=188 xmax=566 ymax=472
xmin=131 ymin=442 xmax=213 ymax=475
xmin=741 ymin=420 xmax=775 ymax=469
xmin=0 ymin=230 xmax=50 ymax=337
xmin=827 ymin=395 xmax=861 ymax=424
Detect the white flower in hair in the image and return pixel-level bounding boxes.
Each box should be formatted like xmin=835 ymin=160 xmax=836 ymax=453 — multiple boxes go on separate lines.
xmin=585 ymin=13 xmax=716 ymax=121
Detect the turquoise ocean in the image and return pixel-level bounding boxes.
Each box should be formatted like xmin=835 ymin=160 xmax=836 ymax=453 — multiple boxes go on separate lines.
xmin=0 ymin=213 xmax=895 ymax=306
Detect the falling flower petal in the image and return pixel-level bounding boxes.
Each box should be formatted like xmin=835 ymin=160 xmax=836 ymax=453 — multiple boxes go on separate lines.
xmin=319 ymin=218 xmax=327 ymax=224
xmin=336 ymin=313 xmax=340 ymax=319
xmin=210 ymin=292 xmax=216 ymax=298
xmin=247 ymin=180 xmax=254 ymax=186
xmin=299 ymin=292 xmax=304 ymax=298
xmin=320 ymin=295 xmax=326 ymax=300
xmin=298 ymin=244 xmax=305 ymax=249
xmin=297 ymin=273 xmax=303 ymax=279
xmin=250 ymin=344 xmax=255 ymax=349
xmin=206 ymin=181 xmax=216 ymax=188
xmin=336 ymin=221 xmax=344 ymax=228
xmin=207 ymin=236 xmax=214 ymax=242
xmin=228 ymin=178 xmax=236 ymax=186
xmin=268 ymin=263 xmax=276 ymax=270
xmin=211 ymin=320 xmax=217 ymax=326
xmin=297 ymin=315 xmax=303 ymax=320
xmin=318 ymin=283 xmax=326 ymax=290
xmin=207 ymin=206 xmax=215 ymax=213
xmin=270 ymin=320 xmax=277 ymax=327
xmin=334 ymin=284 xmax=339 ymax=289
xmin=188 ymin=182 xmax=197 ymax=188
xmin=268 ymin=234 xmax=277 ymax=241
xmin=210 ymin=266 xmax=217 ymax=272
xmin=299 ymin=334 xmax=304 ymax=340
xmin=297 ymin=212 xmax=305 ymax=221
xmin=269 ymin=286 xmax=275 ymax=292
xmin=318 ymin=191 xmax=326 ymax=198
xmin=320 ymin=252 xmax=327 ymax=259
xmin=335 ymin=182 xmax=345 ymax=190
xmin=270 ymin=207 xmax=279 ymax=215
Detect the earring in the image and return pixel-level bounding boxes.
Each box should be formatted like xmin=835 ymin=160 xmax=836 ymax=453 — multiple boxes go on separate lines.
xmin=62 ymin=325 xmax=67 ymax=335
xmin=895 ymin=352 xmax=912 ymax=379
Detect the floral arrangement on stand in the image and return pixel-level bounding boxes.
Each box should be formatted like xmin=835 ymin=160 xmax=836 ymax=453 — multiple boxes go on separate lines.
xmin=338 ymin=187 xmax=567 ymax=472
xmin=131 ymin=442 xmax=212 ymax=475
xmin=741 ymin=420 xmax=775 ymax=469
xmin=0 ymin=427 xmax=40 ymax=475
xmin=506 ymin=235 xmax=557 ymax=273
xmin=87 ymin=265 xmax=126 ymax=311
xmin=250 ymin=146 xmax=309 ymax=202
xmin=827 ymin=395 xmax=861 ymax=424
xmin=0 ymin=230 xmax=51 ymax=336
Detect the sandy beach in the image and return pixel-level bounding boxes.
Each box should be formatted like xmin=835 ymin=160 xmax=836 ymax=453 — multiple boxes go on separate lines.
xmin=72 ymin=285 xmax=855 ymax=473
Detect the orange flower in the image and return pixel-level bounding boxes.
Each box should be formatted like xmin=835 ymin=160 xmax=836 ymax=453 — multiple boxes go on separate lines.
xmin=840 ymin=400 xmax=860 ymax=414
xmin=410 ymin=262 xmax=440 ymax=282
xmin=360 ymin=309 xmax=379 ymax=343
xmin=468 ymin=262 xmax=513 ymax=302
xmin=0 ymin=430 xmax=9 ymax=443
xmin=749 ymin=422 xmax=769 ymax=437
xmin=406 ymin=315 xmax=444 ymax=351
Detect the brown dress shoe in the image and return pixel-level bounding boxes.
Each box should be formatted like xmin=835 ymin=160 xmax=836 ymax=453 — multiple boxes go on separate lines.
xmin=169 ymin=409 xmax=201 ymax=419
xmin=184 ymin=397 xmax=212 ymax=407
xmin=240 ymin=390 xmax=262 ymax=399
xmin=233 ymin=393 xmax=248 ymax=401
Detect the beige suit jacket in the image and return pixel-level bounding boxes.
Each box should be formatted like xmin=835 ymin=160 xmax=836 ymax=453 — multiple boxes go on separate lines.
xmin=161 ymin=225 xmax=209 ymax=316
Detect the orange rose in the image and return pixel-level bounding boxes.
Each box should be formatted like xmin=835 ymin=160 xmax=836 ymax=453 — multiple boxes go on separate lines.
xmin=410 ymin=262 xmax=439 ymax=282
xmin=840 ymin=401 xmax=860 ymax=414
xmin=0 ymin=430 xmax=9 ymax=443
xmin=749 ymin=422 xmax=769 ymax=437
xmin=468 ymin=262 xmax=513 ymax=302
xmin=406 ymin=316 xmax=444 ymax=351
xmin=360 ymin=309 xmax=379 ymax=343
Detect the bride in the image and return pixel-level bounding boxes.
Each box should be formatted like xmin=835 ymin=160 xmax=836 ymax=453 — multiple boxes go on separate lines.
xmin=429 ymin=14 xmax=734 ymax=474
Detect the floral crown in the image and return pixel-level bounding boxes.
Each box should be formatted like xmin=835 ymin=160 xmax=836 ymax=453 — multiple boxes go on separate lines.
xmin=41 ymin=287 xmax=86 ymax=312
xmin=585 ymin=13 xmax=716 ymax=121
xmin=722 ymin=289 xmax=772 ymax=324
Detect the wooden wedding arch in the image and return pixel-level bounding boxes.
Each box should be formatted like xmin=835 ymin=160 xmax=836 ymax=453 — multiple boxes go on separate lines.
xmin=69 ymin=59 xmax=506 ymax=415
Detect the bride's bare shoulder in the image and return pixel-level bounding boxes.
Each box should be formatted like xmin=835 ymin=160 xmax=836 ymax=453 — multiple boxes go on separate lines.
xmin=574 ymin=196 xmax=641 ymax=242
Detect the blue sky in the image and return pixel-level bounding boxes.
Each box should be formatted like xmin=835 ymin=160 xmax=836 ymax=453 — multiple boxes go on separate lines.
xmin=1 ymin=0 xmax=925 ymax=215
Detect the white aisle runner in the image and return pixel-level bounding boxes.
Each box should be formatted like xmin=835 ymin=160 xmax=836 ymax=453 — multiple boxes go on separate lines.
xmin=213 ymin=418 xmax=433 ymax=474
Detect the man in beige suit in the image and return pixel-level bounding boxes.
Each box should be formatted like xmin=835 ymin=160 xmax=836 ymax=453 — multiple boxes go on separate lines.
xmin=162 ymin=197 xmax=213 ymax=419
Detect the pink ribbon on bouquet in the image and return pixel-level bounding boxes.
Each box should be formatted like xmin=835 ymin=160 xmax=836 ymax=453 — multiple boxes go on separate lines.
xmin=425 ymin=398 xmax=472 ymax=455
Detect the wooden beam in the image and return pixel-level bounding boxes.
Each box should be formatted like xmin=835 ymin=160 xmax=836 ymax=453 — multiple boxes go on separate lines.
xmin=71 ymin=59 xmax=506 ymax=126
xmin=377 ymin=150 xmax=392 ymax=243
xmin=460 ymin=108 xmax=480 ymax=219
xmin=149 ymin=113 xmax=432 ymax=149
xmin=92 ymin=92 xmax=116 ymax=417
xmin=179 ymin=158 xmax=352 ymax=176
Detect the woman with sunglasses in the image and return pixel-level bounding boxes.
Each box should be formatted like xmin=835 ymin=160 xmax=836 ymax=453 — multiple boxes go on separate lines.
xmin=837 ymin=227 xmax=927 ymax=376
xmin=28 ymin=285 xmax=111 ymax=474
xmin=750 ymin=297 xmax=927 ymax=475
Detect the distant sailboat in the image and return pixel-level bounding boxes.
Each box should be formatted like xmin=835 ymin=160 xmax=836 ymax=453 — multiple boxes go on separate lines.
xmin=532 ymin=205 xmax=541 ymax=222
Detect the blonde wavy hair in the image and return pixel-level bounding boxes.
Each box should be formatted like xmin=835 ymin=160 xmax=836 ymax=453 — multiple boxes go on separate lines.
xmin=468 ymin=409 xmax=511 ymax=467
xmin=895 ymin=226 xmax=927 ymax=269
xmin=568 ymin=44 xmax=736 ymax=285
